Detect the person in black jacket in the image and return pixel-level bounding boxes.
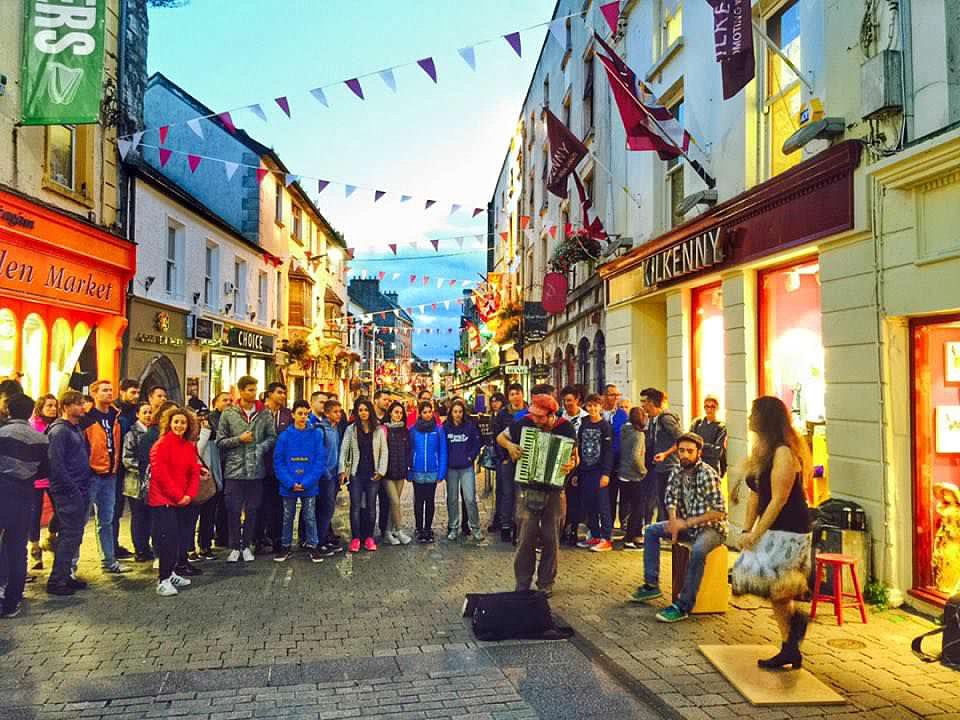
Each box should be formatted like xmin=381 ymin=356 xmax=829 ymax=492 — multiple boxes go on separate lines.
xmin=576 ymin=394 xmax=615 ymax=553
xmin=490 ymin=384 xmax=526 ymax=541
xmin=46 ymin=391 xmax=94 ymax=596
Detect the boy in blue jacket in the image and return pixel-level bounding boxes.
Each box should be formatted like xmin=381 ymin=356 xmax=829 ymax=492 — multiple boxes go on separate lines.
xmin=273 ymin=400 xmax=324 ymax=562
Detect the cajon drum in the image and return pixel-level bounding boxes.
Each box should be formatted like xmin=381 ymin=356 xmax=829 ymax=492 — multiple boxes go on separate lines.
xmin=672 ymin=542 xmax=729 ymax=613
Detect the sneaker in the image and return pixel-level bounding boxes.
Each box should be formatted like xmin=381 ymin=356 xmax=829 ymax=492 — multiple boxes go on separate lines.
xmin=273 ymin=548 xmax=291 ymax=563
xmin=348 ymin=538 xmax=361 ymax=553
xmin=364 ymin=537 xmax=377 ymax=552
xmin=67 ymin=576 xmax=88 ymax=590
xmin=578 ymin=538 xmax=601 ymax=549
xmin=622 ymin=540 xmax=643 ymax=551
xmin=30 ymin=547 xmax=43 ymax=571
xmin=226 ymin=550 xmax=241 ymax=563
xmin=327 ymin=540 xmax=344 ymax=553
xmin=242 ymin=547 xmax=255 ymax=562
xmin=309 ymin=548 xmax=325 ymax=563
xmin=591 ymin=539 xmax=613 ymax=552
xmin=198 ymin=549 xmax=216 ymax=561
xmin=175 ymin=563 xmax=203 ymax=576
xmin=115 ymin=546 xmax=134 ymax=559
xmin=1 ymin=603 xmax=23 ymax=618
xmin=656 ymin=603 xmax=689 ymax=623
xmin=447 ymin=530 xmax=459 ymax=542
xmin=396 ymin=530 xmax=412 ymax=545
xmin=472 ymin=530 xmax=485 ymax=543
xmin=104 ymin=562 xmax=130 ymax=574
xmin=416 ymin=531 xmax=428 ymax=544
xmin=187 ymin=551 xmax=204 ymax=563
xmin=384 ymin=531 xmax=401 ymax=546
xmin=426 ymin=531 xmax=436 ymax=544
xmin=629 ymin=584 xmax=663 ymax=603
xmin=134 ymin=552 xmax=155 ymax=562
xmin=46 ymin=582 xmax=74 ymax=596
xmin=152 ymin=559 xmax=160 ymax=570
xmin=156 ymin=579 xmax=178 ymax=597
xmin=316 ymin=544 xmax=336 ymax=557
xmin=169 ymin=572 xmax=192 ymax=588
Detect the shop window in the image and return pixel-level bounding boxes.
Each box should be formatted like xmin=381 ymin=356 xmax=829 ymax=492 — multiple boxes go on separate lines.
xmin=691 ymin=283 xmax=725 ymax=413
xmin=765 ymin=0 xmax=803 ymax=178
xmin=759 ymin=260 xmax=827 ymax=504
xmin=0 ymin=309 xmax=17 ymax=379
xmin=910 ymin=315 xmax=960 ymax=603
xmin=48 ymin=318 xmax=72 ymax=395
xmin=21 ymin=314 xmax=47 ymax=398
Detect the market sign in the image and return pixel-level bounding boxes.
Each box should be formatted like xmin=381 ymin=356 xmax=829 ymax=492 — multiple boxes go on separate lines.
xmin=523 ymin=301 xmax=548 ymax=342
xmin=643 ymin=227 xmax=725 ymax=288
xmin=21 ymin=0 xmax=108 ymax=125
xmin=224 ymin=326 xmax=275 ymax=356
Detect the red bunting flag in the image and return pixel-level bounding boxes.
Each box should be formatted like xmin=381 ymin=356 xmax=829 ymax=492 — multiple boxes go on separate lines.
xmin=159 ymin=148 xmax=172 ymax=167
xmin=504 ymin=32 xmax=522 ymax=57
xmin=430 ymin=239 xmax=439 ymax=251
xmin=389 ymin=244 xmax=398 ymax=255
xmin=377 ymin=271 xmax=385 ymax=280
xmin=256 ymin=168 xmax=269 ymax=184
xmin=417 ymin=57 xmax=438 ymax=83
xmin=449 ymin=279 xmax=457 ymax=286
xmin=274 ymin=96 xmax=291 ymax=117
xmin=423 ymin=276 xmax=430 ymax=286
xmin=431 ymin=303 xmax=437 ymax=310
xmin=472 ymin=208 xmax=484 ymax=217
xmin=374 ymin=190 xmax=386 ymax=202
xmin=218 ymin=112 xmax=237 ymax=134
xmin=158 ymin=125 xmax=169 ymax=144
xmin=409 ymin=274 xmax=416 ymax=284
xmin=519 ymin=215 xmax=531 ymax=230
xmin=549 ymin=225 xmax=557 ymax=238
xmin=600 ymin=1 xmax=620 ymax=35
xmin=499 ymin=231 xmax=508 ymax=242
xmin=345 ymin=78 xmax=364 ymax=99
xmin=187 ymin=154 xmax=202 ymax=173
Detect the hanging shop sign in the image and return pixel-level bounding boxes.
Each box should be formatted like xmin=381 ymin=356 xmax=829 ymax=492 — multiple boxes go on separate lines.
xmin=503 ymin=365 xmax=529 ymax=376
xmin=224 ymin=326 xmax=275 ymax=355
xmin=523 ymin=301 xmax=548 ymax=342
xmin=21 ymin=0 xmax=108 ymax=125
xmin=643 ymin=227 xmax=726 ymax=288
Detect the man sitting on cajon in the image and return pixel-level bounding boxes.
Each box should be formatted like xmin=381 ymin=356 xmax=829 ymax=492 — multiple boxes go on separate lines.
xmin=629 ymin=432 xmax=727 ymax=622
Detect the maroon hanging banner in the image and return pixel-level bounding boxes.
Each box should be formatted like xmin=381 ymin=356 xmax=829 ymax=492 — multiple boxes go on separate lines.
xmin=545 ymin=109 xmax=588 ymax=199
xmin=706 ymin=0 xmax=755 ymax=100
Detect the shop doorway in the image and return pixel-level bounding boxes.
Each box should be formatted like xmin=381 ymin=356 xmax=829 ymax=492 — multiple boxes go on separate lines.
xmin=139 ymin=355 xmax=183 ymax=404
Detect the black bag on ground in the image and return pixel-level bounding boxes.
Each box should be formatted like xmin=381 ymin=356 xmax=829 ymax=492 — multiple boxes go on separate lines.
xmin=465 ymin=591 xmax=573 ymax=641
xmin=912 ymin=592 xmax=960 ymax=670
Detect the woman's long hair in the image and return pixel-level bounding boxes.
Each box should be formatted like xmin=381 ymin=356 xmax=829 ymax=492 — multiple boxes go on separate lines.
xmin=746 ymin=396 xmax=811 ymax=483
xmin=158 ymin=405 xmax=199 ymax=441
xmin=353 ymin=399 xmax=377 ymax=431
xmin=445 ymin=399 xmax=468 ymax=427
xmin=33 ymin=394 xmax=58 ymax=424
xmin=385 ymin=401 xmax=406 ymax=427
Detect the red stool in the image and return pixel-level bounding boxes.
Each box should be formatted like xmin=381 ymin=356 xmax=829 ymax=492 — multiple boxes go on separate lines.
xmin=810 ymin=553 xmax=868 ymax=625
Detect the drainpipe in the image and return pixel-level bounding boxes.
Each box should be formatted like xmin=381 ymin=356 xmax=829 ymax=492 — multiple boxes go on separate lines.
xmin=120 ymin=171 xmax=136 ymax=381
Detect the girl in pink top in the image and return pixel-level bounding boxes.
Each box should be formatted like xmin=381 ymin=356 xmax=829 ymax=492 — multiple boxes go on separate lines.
xmin=29 ymin=394 xmax=59 ymax=570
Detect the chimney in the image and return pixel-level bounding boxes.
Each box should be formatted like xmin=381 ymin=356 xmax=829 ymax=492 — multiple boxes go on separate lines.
xmin=384 ymin=291 xmax=399 ymax=305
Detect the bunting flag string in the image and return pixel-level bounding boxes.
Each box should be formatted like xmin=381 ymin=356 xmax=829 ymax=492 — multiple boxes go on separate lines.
xmin=116 ymin=9 xmax=594 ymax=143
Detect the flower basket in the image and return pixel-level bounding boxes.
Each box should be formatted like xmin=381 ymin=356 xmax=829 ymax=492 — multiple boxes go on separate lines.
xmin=548 ymin=230 xmax=603 ymax=274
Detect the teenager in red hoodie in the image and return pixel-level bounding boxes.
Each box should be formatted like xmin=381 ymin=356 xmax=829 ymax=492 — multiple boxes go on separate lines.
xmin=148 ymin=407 xmax=200 ymax=597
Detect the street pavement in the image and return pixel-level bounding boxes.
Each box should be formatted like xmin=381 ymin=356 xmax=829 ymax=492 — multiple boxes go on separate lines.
xmin=0 ymin=479 xmax=955 ymax=720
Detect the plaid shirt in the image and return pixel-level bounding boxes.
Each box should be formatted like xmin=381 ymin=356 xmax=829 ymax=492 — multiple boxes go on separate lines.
xmin=664 ymin=460 xmax=727 ymax=535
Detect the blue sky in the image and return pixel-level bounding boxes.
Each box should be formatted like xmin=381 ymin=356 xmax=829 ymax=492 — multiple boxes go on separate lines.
xmin=147 ymin=0 xmax=556 ymax=359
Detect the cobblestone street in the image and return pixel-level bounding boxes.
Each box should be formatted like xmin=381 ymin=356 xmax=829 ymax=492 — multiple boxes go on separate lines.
xmin=0 ymin=484 xmax=954 ymax=720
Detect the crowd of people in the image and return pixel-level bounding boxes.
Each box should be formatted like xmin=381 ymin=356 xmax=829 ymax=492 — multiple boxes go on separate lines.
xmin=0 ymin=375 xmax=813 ymax=670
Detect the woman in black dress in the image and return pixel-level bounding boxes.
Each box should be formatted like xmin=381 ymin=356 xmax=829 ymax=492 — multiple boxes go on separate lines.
xmin=733 ymin=396 xmax=812 ymax=670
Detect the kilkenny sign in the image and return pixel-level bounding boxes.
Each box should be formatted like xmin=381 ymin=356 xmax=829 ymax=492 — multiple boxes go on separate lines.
xmin=643 ymin=227 xmax=726 ymax=288
xmin=21 ymin=0 xmax=108 ymax=125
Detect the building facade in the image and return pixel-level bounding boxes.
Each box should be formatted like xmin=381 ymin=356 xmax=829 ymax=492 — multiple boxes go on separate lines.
xmin=347 ymin=279 xmax=414 ymax=392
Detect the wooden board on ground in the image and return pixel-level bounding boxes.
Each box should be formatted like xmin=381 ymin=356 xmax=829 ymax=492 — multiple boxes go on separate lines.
xmin=699 ymin=645 xmax=846 ymax=706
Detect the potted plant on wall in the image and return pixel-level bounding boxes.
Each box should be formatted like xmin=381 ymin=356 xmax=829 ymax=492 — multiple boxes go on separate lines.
xmin=548 ymin=228 xmax=603 ymax=274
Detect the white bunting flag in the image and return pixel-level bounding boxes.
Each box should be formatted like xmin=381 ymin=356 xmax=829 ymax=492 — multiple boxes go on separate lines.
xmin=187 ymin=118 xmax=204 ymax=139
xmin=408 ymin=241 xmax=419 ymax=249
xmin=131 ymin=131 xmax=144 ymax=152
xmin=391 ymin=272 xmax=401 ymax=280
xmin=548 ymin=18 xmax=567 ymax=49
xmin=379 ymin=69 xmax=397 ymax=93
xmin=117 ymin=138 xmax=133 ymax=160
xmin=247 ymin=104 xmax=268 ymax=122
xmin=284 ymin=174 xmax=299 ymax=187
xmin=419 ymin=305 xmax=425 ymax=313
xmin=223 ymin=160 xmax=239 ymax=180
xmin=450 ymin=204 xmax=461 ymax=215
xmin=462 ymin=280 xmax=473 ymax=288
xmin=443 ymin=300 xmax=451 ymax=309
xmin=310 ymin=87 xmax=329 ymax=106
xmin=360 ymin=269 xmax=368 ymax=279
xmin=458 ymin=46 xmax=476 ymax=71
xmin=456 ymin=237 xmax=464 ymax=249
xmin=437 ymin=278 xmax=444 ymax=289
xmin=400 ymin=195 xmax=412 ymax=203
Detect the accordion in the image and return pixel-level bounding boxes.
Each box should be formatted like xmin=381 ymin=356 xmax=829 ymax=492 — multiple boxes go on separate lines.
xmin=515 ymin=426 xmax=575 ymax=489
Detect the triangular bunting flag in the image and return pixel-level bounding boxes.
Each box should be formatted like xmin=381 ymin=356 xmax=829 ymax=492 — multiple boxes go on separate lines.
xmin=520 ymin=215 xmax=531 ymax=230
xmin=499 ymin=231 xmax=508 ymax=242
xmin=408 ymin=241 xmax=418 ymax=249
xmin=504 ymin=32 xmax=522 ymax=57
xmin=187 ymin=154 xmax=202 ymax=173
xmin=223 ymin=161 xmax=239 ymax=180
xmin=431 ymin=303 xmax=438 ymax=310
xmin=346 ymin=248 xmax=355 ymax=259
xmin=256 ymin=168 xmax=269 ymax=184
xmin=462 ymin=280 xmax=473 ymax=288
xmin=409 ymin=275 xmax=416 ymax=284
xmin=449 ymin=279 xmax=457 ymax=286
xmin=187 ymin=118 xmax=204 ymax=139
xmin=374 ymin=190 xmax=386 ymax=202
xmin=430 ymin=239 xmax=440 ymax=251
xmin=317 ymin=179 xmax=329 ymax=193
xmin=400 ymin=195 xmax=412 ymax=203
xmin=458 ymin=46 xmax=476 ymax=71
xmin=600 ymin=1 xmax=620 ymax=35
xmin=450 ymin=204 xmax=461 ymax=215
xmin=158 ymin=125 xmax=169 ymax=144
xmin=417 ymin=57 xmax=438 ymax=83
xmin=549 ymin=225 xmax=558 ymax=238
xmin=444 ymin=300 xmax=450 ymax=309
xmin=419 ymin=304 xmax=426 ymax=313
xmin=284 ymin=174 xmax=299 ymax=187
xmin=472 ymin=207 xmax=484 ymax=217
xmin=379 ymin=68 xmax=397 ymax=93
xmin=392 ymin=273 xmax=400 ymax=280
xmin=132 ymin=131 xmax=144 ymax=151
xmin=117 ymin=138 xmax=133 ymax=160
xmin=159 ymin=147 xmax=172 ymax=167
xmin=274 ymin=96 xmax=291 ymax=117
xmin=548 ymin=18 xmax=566 ymax=49
xmin=345 ymin=78 xmax=364 ymax=99
xmin=456 ymin=237 xmax=464 ymax=249
xmin=436 ymin=279 xmax=443 ymax=289
xmin=423 ymin=277 xmax=430 ymax=286
xmin=425 ymin=200 xmax=436 ymax=210
xmin=218 ymin=112 xmax=237 ymax=134
xmin=377 ymin=271 xmax=386 ymax=281
xmin=388 ymin=243 xmax=397 ymax=255
xmin=345 ymin=185 xmax=357 ymax=198
xmin=247 ymin=104 xmax=267 ymax=122
xmin=310 ymin=87 xmax=328 ymax=106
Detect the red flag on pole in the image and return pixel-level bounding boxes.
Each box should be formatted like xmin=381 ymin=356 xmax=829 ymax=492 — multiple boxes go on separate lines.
xmin=706 ymin=0 xmax=755 ymax=100
xmin=545 ymin=109 xmax=588 ymax=198
xmin=600 ymin=1 xmax=620 ymax=35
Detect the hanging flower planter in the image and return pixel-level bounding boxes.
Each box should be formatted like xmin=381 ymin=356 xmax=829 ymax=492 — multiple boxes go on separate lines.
xmin=548 ymin=230 xmax=603 ymax=274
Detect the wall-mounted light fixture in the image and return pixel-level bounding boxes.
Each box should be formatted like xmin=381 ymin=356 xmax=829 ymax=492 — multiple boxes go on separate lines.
xmin=144 ymin=276 xmax=156 ymax=292
xmin=192 ymin=292 xmax=201 ymax=305
xmin=224 ymin=303 xmax=233 ymax=315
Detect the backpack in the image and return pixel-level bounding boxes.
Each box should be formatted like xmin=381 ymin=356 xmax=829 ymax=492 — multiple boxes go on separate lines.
xmin=912 ymin=592 xmax=960 ymax=670
xmin=465 ymin=591 xmax=573 ymax=641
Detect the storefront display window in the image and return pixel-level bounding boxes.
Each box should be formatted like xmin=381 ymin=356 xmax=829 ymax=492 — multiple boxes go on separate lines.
xmin=21 ymin=314 xmax=46 ymax=398
xmin=0 ymin=309 xmax=16 ymax=378
xmin=48 ymin=318 xmax=72 ymax=394
xmin=911 ymin=315 xmax=960 ymax=603
xmin=759 ymin=260 xmax=828 ymax=503
xmin=691 ymin=283 xmax=724 ymax=413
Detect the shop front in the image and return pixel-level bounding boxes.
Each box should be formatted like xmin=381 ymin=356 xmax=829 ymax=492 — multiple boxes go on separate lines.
xmin=601 ymin=140 xmax=861 ymax=535
xmin=202 ymin=323 xmax=276 ymax=398
xmin=125 ymin=298 xmax=187 ymax=403
xmin=0 ymin=187 xmax=135 ymax=396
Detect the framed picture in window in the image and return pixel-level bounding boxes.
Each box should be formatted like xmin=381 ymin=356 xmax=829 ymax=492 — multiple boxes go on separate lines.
xmin=946 ymin=342 xmax=960 ymax=383
xmin=935 ymin=406 xmax=960 ymax=454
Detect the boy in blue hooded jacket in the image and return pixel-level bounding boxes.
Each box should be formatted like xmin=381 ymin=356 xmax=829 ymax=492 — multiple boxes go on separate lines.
xmin=273 ymin=400 xmax=324 ymax=562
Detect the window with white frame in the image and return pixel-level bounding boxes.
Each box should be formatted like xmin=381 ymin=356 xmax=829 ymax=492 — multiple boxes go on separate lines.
xmin=765 ymin=0 xmax=802 ymax=178
xmin=204 ymin=241 xmax=219 ymax=307
xmin=274 ymin=179 xmax=283 ymax=224
xmin=47 ymin=125 xmax=77 ymax=191
xmin=257 ymin=271 xmax=268 ymax=321
xmin=165 ymin=222 xmax=184 ymax=297
xmin=234 ymin=258 xmax=247 ymax=317
xmin=665 ymin=97 xmax=686 ymax=228
xmin=657 ymin=0 xmax=683 ymax=59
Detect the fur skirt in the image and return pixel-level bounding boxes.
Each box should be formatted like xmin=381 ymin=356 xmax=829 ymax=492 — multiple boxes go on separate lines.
xmin=732 ymin=529 xmax=812 ymax=599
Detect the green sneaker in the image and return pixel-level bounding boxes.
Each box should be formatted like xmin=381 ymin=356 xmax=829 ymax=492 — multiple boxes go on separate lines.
xmin=655 ymin=603 xmax=689 ymax=623
xmin=629 ymin=584 xmax=662 ymax=603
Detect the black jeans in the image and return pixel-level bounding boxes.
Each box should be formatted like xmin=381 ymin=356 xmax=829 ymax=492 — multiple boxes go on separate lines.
xmin=30 ymin=486 xmax=56 ymax=543
xmin=178 ymin=504 xmax=200 ymax=562
xmin=255 ymin=475 xmax=283 ymax=547
xmin=564 ymin=478 xmax=581 ymax=534
xmin=224 ymin=479 xmax=263 ymax=550
xmin=621 ymin=481 xmax=654 ymax=540
xmin=0 ymin=486 xmax=31 ymax=613
xmin=128 ymin=496 xmax=152 ymax=555
xmin=650 ymin=468 xmax=671 ymax=522
xmin=151 ymin=506 xmax=179 ymax=582
xmin=413 ymin=483 xmax=437 ymax=533
xmin=197 ymin=492 xmax=223 ymax=551
xmin=348 ymin=474 xmax=377 ymax=540
xmin=112 ymin=473 xmax=126 ymax=550
xmin=48 ymin=489 xmax=88 ymax=586
xmin=376 ymin=481 xmax=390 ymax=536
